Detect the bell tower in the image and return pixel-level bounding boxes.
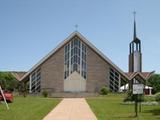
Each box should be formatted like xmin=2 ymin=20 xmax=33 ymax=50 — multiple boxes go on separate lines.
xmin=129 ymin=12 xmax=142 ymax=72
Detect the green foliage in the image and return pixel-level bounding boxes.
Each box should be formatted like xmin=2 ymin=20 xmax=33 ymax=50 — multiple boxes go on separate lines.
xmin=18 ymin=82 xmax=28 ymax=97
xmin=124 ymin=90 xmax=134 ymax=102
xmin=42 ymin=91 xmax=48 ymax=97
xmin=155 ymin=92 xmax=160 ymax=102
xmin=100 ymin=86 xmax=109 ymax=95
xmin=124 ymin=90 xmax=144 ymax=102
xmin=144 ymin=95 xmax=155 ymax=102
xmin=148 ymin=74 xmax=160 ymax=93
xmin=0 ymin=72 xmax=18 ymax=91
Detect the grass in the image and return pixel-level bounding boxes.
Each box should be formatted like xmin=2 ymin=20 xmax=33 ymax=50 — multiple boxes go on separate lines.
xmin=0 ymin=96 xmax=61 ymax=120
xmin=87 ymin=94 xmax=160 ymax=120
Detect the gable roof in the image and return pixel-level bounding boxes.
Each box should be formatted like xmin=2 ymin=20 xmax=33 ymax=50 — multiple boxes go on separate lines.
xmin=129 ymin=72 xmax=146 ymax=80
xmin=11 ymin=71 xmax=27 ymax=81
xmin=21 ymin=31 xmax=130 ymax=81
xmin=125 ymin=71 xmax=155 ymax=80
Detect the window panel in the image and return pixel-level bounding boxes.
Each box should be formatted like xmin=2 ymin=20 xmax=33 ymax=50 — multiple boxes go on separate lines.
xmin=71 ymin=57 xmax=73 ymax=64
xmin=64 ymin=38 xmax=87 ymax=79
xmin=71 ymin=49 xmax=74 ymax=56
xmin=78 ymin=48 xmax=80 ymax=56
xmin=30 ymin=68 xmax=41 ymax=93
xmin=77 ymin=56 xmax=80 ymax=65
xmin=109 ymin=68 xmax=120 ymax=92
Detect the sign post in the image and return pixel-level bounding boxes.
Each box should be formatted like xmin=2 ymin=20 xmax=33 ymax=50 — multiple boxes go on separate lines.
xmin=133 ymin=84 xmax=144 ymax=117
xmin=0 ymin=85 xmax=9 ymax=110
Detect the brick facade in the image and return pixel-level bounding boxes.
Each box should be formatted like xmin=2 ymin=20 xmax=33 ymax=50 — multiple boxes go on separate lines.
xmin=41 ymin=47 xmax=64 ymax=92
xmin=86 ymin=46 xmax=110 ymax=92
xmin=37 ymin=37 xmax=111 ymax=93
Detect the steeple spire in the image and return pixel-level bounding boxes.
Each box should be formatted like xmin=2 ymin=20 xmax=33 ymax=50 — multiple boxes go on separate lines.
xmin=133 ymin=11 xmax=137 ymax=40
xmin=129 ymin=11 xmax=142 ymax=72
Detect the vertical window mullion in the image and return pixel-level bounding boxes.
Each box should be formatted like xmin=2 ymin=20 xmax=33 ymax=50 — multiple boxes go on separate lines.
xmin=80 ymin=41 xmax=82 ymax=76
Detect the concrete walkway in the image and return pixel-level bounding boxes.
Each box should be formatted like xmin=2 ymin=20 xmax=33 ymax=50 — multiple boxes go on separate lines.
xmin=43 ymin=98 xmax=97 ymax=120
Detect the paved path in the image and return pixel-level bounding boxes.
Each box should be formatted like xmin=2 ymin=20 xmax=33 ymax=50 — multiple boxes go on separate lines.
xmin=43 ymin=98 xmax=97 ymax=120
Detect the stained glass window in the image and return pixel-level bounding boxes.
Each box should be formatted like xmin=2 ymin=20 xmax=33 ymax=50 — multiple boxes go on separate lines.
xmin=64 ymin=37 xmax=87 ymax=79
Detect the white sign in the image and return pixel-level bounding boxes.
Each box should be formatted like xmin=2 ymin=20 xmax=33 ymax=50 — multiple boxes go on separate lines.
xmin=133 ymin=84 xmax=144 ymax=94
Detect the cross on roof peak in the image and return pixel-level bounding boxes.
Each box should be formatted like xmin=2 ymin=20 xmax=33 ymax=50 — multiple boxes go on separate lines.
xmin=75 ymin=24 xmax=78 ymax=31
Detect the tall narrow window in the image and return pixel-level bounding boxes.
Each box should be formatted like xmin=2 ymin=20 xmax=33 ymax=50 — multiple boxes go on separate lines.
xmin=64 ymin=37 xmax=87 ymax=79
xmin=64 ymin=44 xmax=70 ymax=79
xmin=109 ymin=68 xmax=120 ymax=92
xmin=30 ymin=68 xmax=41 ymax=93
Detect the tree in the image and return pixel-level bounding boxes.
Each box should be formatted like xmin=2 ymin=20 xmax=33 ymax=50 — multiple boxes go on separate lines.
xmin=147 ymin=74 xmax=160 ymax=93
xmin=18 ymin=81 xmax=28 ymax=97
xmin=0 ymin=72 xmax=18 ymax=91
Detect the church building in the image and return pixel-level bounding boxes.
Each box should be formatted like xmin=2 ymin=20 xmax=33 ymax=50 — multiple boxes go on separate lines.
xmin=21 ymin=18 xmax=153 ymax=94
xmin=21 ymin=31 xmax=130 ymax=93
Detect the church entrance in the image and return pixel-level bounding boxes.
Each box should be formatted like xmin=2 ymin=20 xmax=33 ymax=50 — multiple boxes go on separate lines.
xmin=63 ymin=37 xmax=87 ymax=92
xmin=64 ymin=71 xmax=86 ymax=92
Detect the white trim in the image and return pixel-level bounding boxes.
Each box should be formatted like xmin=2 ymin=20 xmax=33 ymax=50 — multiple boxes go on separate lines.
xmin=29 ymin=75 xmax=32 ymax=93
xmin=118 ymin=74 xmax=121 ymax=92
xmin=69 ymin=42 xmax=71 ymax=76
xmin=80 ymin=41 xmax=82 ymax=76
xmin=21 ymin=31 xmax=129 ymax=81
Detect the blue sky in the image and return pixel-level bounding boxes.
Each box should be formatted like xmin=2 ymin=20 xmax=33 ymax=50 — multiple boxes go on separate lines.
xmin=0 ymin=0 xmax=159 ymax=73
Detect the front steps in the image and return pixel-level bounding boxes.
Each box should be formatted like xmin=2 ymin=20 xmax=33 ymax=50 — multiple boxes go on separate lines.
xmin=50 ymin=92 xmax=99 ymax=98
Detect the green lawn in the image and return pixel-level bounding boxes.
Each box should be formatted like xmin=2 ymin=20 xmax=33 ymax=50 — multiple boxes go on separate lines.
xmin=87 ymin=94 xmax=160 ymax=120
xmin=0 ymin=96 xmax=61 ymax=120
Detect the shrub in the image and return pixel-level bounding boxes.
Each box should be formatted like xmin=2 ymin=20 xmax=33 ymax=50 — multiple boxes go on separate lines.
xmin=138 ymin=94 xmax=145 ymax=102
xmin=144 ymin=95 xmax=155 ymax=102
xmin=100 ymin=86 xmax=109 ymax=95
xmin=18 ymin=82 xmax=28 ymax=97
xmin=155 ymin=92 xmax=160 ymax=102
xmin=124 ymin=90 xmax=144 ymax=102
xmin=124 ymin=90 xmax=134 ymax=102
xmin=148 ymin=74 xmax=160 ymax=93
xmin=42 ymin=91 xmax=48 ymax=97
